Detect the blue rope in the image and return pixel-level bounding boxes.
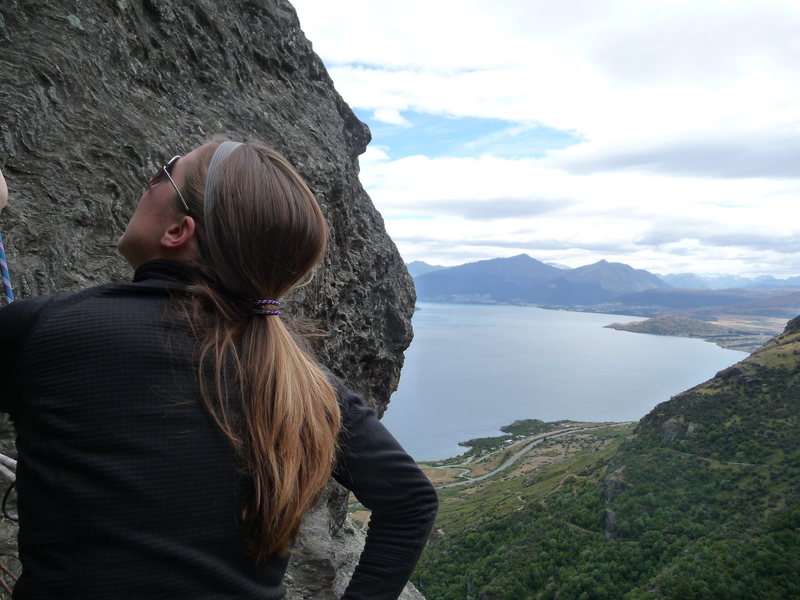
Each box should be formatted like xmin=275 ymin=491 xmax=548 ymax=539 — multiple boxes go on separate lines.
xmin=0 ymin=230 xmax=14 ymax=304
xmin=0 ymin=230 xmax=16 ymax=520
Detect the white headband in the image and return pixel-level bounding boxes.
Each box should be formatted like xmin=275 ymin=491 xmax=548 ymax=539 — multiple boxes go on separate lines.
xmin=203 ymin=141 xmax=244 ymax=292
xmin=203 ymin=140 xmax=243 ymax=218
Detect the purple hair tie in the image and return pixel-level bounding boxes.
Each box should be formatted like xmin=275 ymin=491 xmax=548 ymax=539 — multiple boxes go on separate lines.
xmin=253 ymin=299 xmax=281 ymax=316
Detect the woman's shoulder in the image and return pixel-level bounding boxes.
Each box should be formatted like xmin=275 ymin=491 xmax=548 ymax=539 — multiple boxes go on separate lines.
xmin=324 ymin=371 xmax=372 ymax=416
xmin=0 ymin=292 xmax=78 ymax=370
xmin=0 ymin=276 xmax=174 ymax=343
xmin=323 ymin=371 xmax=394 ymax=449
xmin=0 ymin=291 xmax=74 ymax=331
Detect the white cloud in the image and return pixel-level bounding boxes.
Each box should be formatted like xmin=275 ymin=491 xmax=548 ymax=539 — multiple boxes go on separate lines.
xmin=370 ymin=108 xmax=411 ymax=127
xmin=292 ymin=0 xmax=800 ymax=277
xmin=356 ymin=151 xmax=800 ymax=275
xmin=548 ymin=131 xmax=800 ymax=179
xmin=299 ymin=0 xmax=800 ymax=138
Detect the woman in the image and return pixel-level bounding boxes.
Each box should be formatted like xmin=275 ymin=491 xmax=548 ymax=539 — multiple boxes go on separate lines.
xmin=0 ymin=139 xmax=438 ymax=599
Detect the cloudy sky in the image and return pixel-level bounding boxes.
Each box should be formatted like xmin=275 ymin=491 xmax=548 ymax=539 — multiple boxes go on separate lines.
xmin=291 ymin=0 xmax=800 ymax=277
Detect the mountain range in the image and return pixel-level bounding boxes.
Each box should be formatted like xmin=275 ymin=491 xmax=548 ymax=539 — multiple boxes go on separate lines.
xmin=412 ymin=258 xmax=800 ymax=292
xmin=409 ymin=255 xmax=800 ymax=316
xmin=661 ymin=272 xmax=800 ymax=290
xmin=412 ymin=254 xmax=669 ymax=306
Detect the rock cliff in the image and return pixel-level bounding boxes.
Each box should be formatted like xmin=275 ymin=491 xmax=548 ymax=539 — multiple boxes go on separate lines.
xmin=0 ymin=1 xmax=419 ymax=597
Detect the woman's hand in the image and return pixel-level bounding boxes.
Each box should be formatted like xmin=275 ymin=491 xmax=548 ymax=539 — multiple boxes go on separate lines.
xmin=0 ymin=168 xmax=7 ymax=214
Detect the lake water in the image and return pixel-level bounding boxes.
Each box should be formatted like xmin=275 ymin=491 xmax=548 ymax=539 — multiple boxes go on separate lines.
xmin=380 ymin=302 xmax=747 ymax=461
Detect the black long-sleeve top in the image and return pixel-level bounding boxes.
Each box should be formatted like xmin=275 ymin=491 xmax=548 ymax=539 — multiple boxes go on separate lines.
xmin=0 ymin=259 xmax=438 ymax=599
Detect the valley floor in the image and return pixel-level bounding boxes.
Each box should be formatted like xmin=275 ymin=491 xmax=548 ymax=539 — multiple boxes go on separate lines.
xmin=348 ymin=421 xmax=634 ymax=530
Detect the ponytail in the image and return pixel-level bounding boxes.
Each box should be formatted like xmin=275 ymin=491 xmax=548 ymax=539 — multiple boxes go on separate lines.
xmin=180 ymin=138 xmax=340 ymax=559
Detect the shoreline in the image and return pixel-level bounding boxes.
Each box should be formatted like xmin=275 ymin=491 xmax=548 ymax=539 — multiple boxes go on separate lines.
xmin=425 ymin=422 xmax=635 ymax=489
xmin=415 ymin=300 xmax=786 ymax=353
xmin=419 ymin=418 xmax=630 ymax=467
xmin=605 ymin=314 xmax=783 ymax=353
xmin=387 ymin=302 xmax=750 ymax=464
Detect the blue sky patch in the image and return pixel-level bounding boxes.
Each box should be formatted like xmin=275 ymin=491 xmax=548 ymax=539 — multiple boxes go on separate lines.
xmin=355 ymin=109 xmax=582 ymax=159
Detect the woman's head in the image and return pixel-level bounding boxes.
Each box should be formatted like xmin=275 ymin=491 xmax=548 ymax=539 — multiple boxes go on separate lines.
xmin=117 ymin=152 xmax=197 ymax=268
xmin=181 ymin=138 xmax=328 ymax=302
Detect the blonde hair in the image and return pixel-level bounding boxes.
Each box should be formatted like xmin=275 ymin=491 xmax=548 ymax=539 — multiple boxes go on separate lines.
xmin=181 ymin=137 xmax=340 ymax=560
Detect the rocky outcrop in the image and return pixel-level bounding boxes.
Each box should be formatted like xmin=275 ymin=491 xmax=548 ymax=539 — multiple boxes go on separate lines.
xmin=0 ymin=1 xmax=416 ymax=596
xmin=784 ymin=314 xmax=800 ymax=335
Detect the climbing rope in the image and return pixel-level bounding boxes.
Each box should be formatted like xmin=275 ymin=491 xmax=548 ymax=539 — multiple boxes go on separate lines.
xmin=0 ymin=231 xmax=13 ymax=304
xmin=0 ymin=453 xmax=16 ymax=523
xmin=0 ymin=230 xmax=16 ymax=523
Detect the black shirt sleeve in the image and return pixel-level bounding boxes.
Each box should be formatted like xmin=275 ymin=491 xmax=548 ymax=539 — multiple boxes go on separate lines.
xmin=0 ymin=295 xmax=59 ymax=414
xmin=331 ymin=378 xmax=439 ymax=600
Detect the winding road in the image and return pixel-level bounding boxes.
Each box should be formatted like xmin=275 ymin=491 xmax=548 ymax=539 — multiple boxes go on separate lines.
xmin=434 ymin=423 xmax=634 ymax=489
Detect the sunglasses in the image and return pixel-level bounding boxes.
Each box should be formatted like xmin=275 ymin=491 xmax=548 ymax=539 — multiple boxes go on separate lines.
xmin=148 ymin=155 xmax=190 ymax=215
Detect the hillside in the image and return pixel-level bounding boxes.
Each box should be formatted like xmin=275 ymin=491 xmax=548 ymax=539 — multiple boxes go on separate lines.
xmin=412 ymin=317 xmax=800 ymax=599
xmin=407 ymin=261 xmax=446 ymax=278
xmin=611 ymin=288 xmax=768 ymax=310
xmin=661 ymin=273 xmax=800 ymax=290
xmin=413 ymin=254 xmax=562 ymax=303
xmin=413 ymin=254 xmax=665 ymax=305
xmin=560 ymin=259 xmax=668 ymax=294
xmin=610 ymin=288 xmax=800 ymax=318
xmin=700 ymin=290 xmax=800 ymax=318
xmin=659 ymin=272 xmax=714 ymax=289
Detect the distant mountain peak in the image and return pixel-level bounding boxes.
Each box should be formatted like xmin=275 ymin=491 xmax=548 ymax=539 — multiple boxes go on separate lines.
xmin=413 ymin=254 xmax=667 ymax=304
xmin=406 ymin=260 xmax=447 ymax=278
xmin=507 ymin=253 xmax=542 ymax=263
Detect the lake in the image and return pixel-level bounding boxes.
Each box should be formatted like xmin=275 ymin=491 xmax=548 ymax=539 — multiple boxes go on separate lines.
xmin=379 ymin=302 xmax=747 ymax=461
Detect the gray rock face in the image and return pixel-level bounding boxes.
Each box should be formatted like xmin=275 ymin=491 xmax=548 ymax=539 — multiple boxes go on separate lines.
xmin=0 ymin=1 xmax=416 ymax=596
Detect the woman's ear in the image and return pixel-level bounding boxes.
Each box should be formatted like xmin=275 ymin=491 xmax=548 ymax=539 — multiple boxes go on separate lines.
xmin=161 ymin=216 xmax=199 ymax=258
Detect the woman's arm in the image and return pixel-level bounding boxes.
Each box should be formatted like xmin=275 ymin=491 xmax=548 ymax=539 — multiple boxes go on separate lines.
xmin=331 ymin=378 xmax=439 ymax=600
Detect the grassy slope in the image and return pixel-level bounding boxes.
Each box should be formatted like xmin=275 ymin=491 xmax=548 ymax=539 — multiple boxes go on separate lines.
xmin=605 ymin=314 xmax=777 ymax=352
xmin=414 ymin=318 xmax=800 ymax=600
xmin=606 ymin=315 xmax=733 ymax=337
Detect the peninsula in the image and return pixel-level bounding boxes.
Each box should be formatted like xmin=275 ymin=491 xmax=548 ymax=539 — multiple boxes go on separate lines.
xmin=605 ymin=314 xmax=781 ymax=352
